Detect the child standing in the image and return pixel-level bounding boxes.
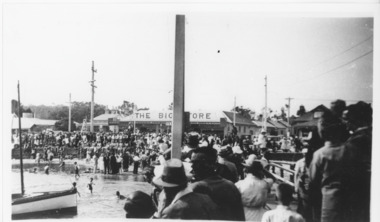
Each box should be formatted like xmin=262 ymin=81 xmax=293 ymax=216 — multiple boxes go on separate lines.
xmin=87 ymin=178 xmax=94 ymax=194
xmin=261 ymin=183 xmax=305 ymax=222
xmin=74 ymin=162 xmax=80 ymax=179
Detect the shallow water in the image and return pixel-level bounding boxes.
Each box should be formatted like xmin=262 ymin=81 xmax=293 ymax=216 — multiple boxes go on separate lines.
xmin=12 ymin=162 xmax=153 ymax=219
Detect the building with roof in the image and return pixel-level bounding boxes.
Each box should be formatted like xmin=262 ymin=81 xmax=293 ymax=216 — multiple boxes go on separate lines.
xmin=11 ymin=113 xmax=58 ymax=133
xmin=268 ymin=120 xmax=288 ymax=136
xmin=291 ymin=104 xmax=329 ymax=137
xmin=222 ymin=111 xmax=257 ymax=137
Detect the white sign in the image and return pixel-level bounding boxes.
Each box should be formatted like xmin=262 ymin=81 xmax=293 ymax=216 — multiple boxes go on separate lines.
xmin=123 ymin=111 xmax=221 ymax=123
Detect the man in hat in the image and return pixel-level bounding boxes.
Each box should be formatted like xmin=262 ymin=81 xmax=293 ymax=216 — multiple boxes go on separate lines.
xmin=217 ymin=147 xmax=239 ymax=183
xmin=341 ymin=101 xmax=372 ymax=222
xmin=153 ymin=158 xmax=220 ymax=220
xmin=181 ymin=132 xmax=200 ymax=162
xmin=190 ymin=148 xmax=245 ymax=221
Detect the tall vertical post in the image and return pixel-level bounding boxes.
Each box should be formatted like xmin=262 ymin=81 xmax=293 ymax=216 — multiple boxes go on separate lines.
xmin=90 ymin=61 xmax=97 ymax=132
xmin=18 ymin=81 xmax=25 ymax=195
xmin=285 ymin=97 xmax=293 ymax=136
xmin=172 ymin=15 xmax=185 ymax=159
xmin=68 ymin=93 xmax=72 ymax=132
xmin=264 ymin=76 xmax=267 ymax=132
xmin=233 ymin=96 xmax=236 ymax=126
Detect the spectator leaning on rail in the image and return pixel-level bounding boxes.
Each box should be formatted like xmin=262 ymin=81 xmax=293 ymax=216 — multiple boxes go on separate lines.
xmin=309 ymin=109 xmax=346 ymax=222
xmin=341 ymin=101 xmax=372 ymax=222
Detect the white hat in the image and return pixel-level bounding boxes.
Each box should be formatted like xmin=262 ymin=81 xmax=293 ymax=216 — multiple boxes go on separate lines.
xmin=232 ymin=146 xmax=243 ymax=154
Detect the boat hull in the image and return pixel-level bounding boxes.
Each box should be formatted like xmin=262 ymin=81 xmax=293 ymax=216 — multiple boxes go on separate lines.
xmin=12 ymin=189 xmax=77 ymax=218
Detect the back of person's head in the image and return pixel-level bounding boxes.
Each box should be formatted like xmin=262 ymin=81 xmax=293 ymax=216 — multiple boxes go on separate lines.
xmin=330 ymin=99 xmax=346 ymax=117
xmin=191 ymin=147 xmax=217 ymax=164
xmin=276 ymin=183 xmax=294 ymax=206
xmin=246 ymin=161 xmax=265 ymax=179
xmin=124 ymin=191 xmax=156 ymax=218
xmin=188 ymin=132 xmax=200 ymax=148
xmin=343 ymin=101 xmax=372 ymax=128
xmin=318 ymin=109 xmax=346 ymax=142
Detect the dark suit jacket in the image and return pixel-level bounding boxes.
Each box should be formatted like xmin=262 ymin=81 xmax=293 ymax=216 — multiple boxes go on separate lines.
xmin=191 ymin=175 xmax=245 ymax=221
xmin=159 ymin=190 xmax=221 ymax=220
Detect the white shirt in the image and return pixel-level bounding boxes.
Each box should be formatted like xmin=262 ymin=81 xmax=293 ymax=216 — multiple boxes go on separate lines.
xmin=261 ymin=205 xmax=305 ymax=222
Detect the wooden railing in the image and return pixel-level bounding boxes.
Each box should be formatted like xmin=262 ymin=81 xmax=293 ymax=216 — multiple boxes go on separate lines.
xmin=267 ymin=160 xmax=296 ymax=187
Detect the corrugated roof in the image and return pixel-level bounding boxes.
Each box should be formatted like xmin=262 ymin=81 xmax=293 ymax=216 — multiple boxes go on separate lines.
xmin=268 ymin=120 xmax=287 ymax=129
xmin=11 ymin=117 xmax=57 ymax=129
xmin=294 ymin=104 xmax=329 ymax=123
xmin=94 ymin=113 xmax=125 ymax=121
xmin=223 ymin=111 xmax=255 ymax=126
xmin=251 ymin=120 xmax=276 ymax=128
xmin=278 ymin=120 xmax=291 ymax=128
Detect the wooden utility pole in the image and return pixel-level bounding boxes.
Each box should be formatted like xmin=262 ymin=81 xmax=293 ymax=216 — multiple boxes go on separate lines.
xmin=233 ymin=97 xmax=236 ymax=126
xmin=264 ymin=75 xmax=267 ymax=132
xmin=171 ymin=15 xmax=185 ymax=159
xmin=90 ymin=61 xmax=97 ymax=132
xmin=285 ymin=97 xmax=294 ymax=136
xmin=68 ymin=93 xmax=72 ymax=132
xmin=17 ymin=81 xmax=25 ymax=195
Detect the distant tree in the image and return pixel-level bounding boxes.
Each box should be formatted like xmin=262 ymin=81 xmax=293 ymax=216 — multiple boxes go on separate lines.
xmin=54 ymin=118 xmax=76 ymax=131
xmin=296 ymin=105 xmax=306 ymax=116
xmin=233 ymin=106 xmax=252 ymax=119
xmin=25 ymin=102 xmax=106 ymax=123
xmin=280 ymin=107 xmax=288 ymax=122
xmin=259 ymin=107 xmax=273 ymax=121
xmin=70 ymin=102 xmax=106 ymax=123
xmin=118 ymin=101 xmax=137 ymax=115
xmin=11 ymin=100 xmax=27 ymax=117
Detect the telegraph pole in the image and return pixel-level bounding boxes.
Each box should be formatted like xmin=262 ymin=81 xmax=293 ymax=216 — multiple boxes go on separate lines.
xmin=264 ymin=76 xmax=267 ymax=132
xmin=172 ymin=15 xmax=185 ymax=159
xmin=68 ymin=93 xmax=72 ymax=132
xmin=285 ymin=97 xmax=293 ymax=136
xmin=233 ymin=96 xmax=236 ymax=126
xmin=90 ymin=61 xmax=97 ymax=133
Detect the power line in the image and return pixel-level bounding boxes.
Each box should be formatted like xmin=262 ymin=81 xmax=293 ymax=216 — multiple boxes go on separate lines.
xmin=274 ymin=35 xmax=373 ymax=87
xmin=309 ymin=35 xmax=373 ymax=69
xmin=295 ymin=97 xmax=372 ymax=103
xmin=292 ymin=49 xmax=373 ymax=86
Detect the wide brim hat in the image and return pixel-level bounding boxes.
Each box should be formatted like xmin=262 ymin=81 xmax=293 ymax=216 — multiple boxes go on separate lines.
xmin=242 ymin=154 xmax=258 ymax=167
xmin=218 ymin=146 xmax=232 ymax=158
xmin=152 ymin=159 xmax=189 ymax=188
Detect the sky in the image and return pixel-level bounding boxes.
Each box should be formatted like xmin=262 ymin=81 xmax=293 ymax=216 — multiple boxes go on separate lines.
xmin=2 ymin=3 xmax=375 ymax=117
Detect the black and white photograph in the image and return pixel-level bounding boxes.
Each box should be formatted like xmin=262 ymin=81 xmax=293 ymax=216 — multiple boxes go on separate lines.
xmin=2 ymin=1 xmax=379 ymax=221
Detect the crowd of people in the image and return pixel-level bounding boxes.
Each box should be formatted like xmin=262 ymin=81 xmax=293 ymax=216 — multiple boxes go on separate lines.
xmin=124 ymin=99 xmax=371 ymax=222
xmin=13 ymin=99 xmax=372 ymax=222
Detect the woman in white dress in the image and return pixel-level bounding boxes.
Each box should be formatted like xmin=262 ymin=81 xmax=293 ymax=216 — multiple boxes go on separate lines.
xmin=235 ymin=157 xmax=273 ymax=221
xmin=98 ymin=153 xmax=105 ymax=173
